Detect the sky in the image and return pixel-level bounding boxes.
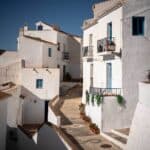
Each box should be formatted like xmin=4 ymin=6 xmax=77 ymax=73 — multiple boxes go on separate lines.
xmin=0 ymin=0 xmax=103 ymax=51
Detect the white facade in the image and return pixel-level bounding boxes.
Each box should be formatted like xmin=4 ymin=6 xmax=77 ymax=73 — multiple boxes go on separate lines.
xmin=18 ymin=21 xmax=81 ymax=81
xmin=126 ymin=82 xmax=150 ymax=150
xmin=82 ymin=1 xmax=124 ymax=131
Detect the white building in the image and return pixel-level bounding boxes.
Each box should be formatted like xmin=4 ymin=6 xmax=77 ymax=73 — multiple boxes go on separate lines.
xmin=82 ymin=0 xmax=124 ymax=132
xmin=18 ymin=21 xmax=81 ymax=81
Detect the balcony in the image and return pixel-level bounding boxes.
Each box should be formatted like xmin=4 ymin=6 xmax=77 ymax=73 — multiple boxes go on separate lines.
xmin=63 ymin=52 xmax=69 ymax=60
xmin=90 ymin=87 xmax=121 ymax=96
xmin=82 ymin=46 xmax=93 ymax=57
xmin=97 ymin=37 xmax=116 ymax=54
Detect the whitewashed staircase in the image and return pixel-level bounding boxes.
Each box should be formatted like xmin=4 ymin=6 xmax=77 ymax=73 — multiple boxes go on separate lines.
xmin=101 ymin=128 xmax=130 ymax=149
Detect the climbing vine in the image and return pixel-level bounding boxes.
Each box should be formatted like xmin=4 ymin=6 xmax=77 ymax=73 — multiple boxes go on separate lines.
xmin=95 ymin=94 xmax=103 ymax=106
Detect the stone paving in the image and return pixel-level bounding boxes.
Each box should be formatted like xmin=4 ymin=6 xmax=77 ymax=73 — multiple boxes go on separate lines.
xmin=60 ymin=86 xmax=121 ymax=150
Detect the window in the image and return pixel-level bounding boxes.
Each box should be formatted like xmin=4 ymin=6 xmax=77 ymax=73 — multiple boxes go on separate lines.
xmin=89 ymin=34 xmax=93 ymax=46
xmin=107 ymin=22 xmax=112 ymax=40
xmin=57 ymin=64 xmax=60 ymax=68
xmin=132 ymin=17 xmax=145 ymax=35
xmin=37 ymin=25 xmax=43 ymax=31
xmin=48 ymin=48 xmax=51 ymax=57
xmin=36 ymin=79 xmax=43 ymax=89
xmin=57 ymin=42 xmax=60 ymax=51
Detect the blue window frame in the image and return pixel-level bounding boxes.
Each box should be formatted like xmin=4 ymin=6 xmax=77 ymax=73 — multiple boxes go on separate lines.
xmin=48 ymin=48 xmax=52 ymax=57
xmin=132 ymin=17 xmax=145 ymax=36
xmin=107 ymin=22 xmax=112 ymax=40
xmin=106 ymin=63 xmax=112 ymax=89
xmin=36 ymin=79 xmax=43 ymax=89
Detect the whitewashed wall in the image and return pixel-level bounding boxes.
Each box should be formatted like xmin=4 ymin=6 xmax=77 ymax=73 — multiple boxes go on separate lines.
xmin=82 ymin=6 xmax=123 ymax=131
xmin=21 ymin=68 xmax=60 ymax=100
xmin=0 ymin=97 xmax=7 ymax=150
xmin=22 ymin=99 xmax=45 ymax=124
xmin=19 ymin=22 xmax=81 ymax=80
xmin=126 ymin=82 xmax=150 ymax=150
xmin=18 ymin=36 xmax=43 ymax=68
xmin=83 ymin=7 xmax=122 ymax=54
xmin=85 ymin=96 xmax=126 ymax=132
xmin=0 ymin=51 xmax=21 ymax=85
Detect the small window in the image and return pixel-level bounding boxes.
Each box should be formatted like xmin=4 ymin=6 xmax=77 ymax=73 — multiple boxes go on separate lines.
xmin=57 ymin=42 xmax=60 ymax=51
xmin=132 ymin=17 xmax=145 ymax=36
xmin=57 ymin=64 xmax=60 ymax=68
xmin=48 ymin=48 xmax=52 ymax=57
xmin=36 ymin=79 xmax=43 ymax=89
xmin=38 ymin=25 xmax=43 ymax=31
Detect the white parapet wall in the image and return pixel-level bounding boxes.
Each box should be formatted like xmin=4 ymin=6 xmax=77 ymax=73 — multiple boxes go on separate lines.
xmin=125 ymin=82 xmax=150 ymax=150
xmin=85 ymin=95 xmax=127 ymax=132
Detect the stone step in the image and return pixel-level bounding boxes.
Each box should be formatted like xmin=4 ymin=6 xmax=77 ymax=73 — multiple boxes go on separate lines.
xmin=111 ymin=129 xmax=128 ymax=139
xmin=101 ymin=131 xmax=126 ymax=149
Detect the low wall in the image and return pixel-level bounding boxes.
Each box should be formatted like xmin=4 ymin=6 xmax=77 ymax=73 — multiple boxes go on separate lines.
xmin=85 ymin=95 xmax=126 ymax=132
xmin=0 ymin=61 xmax=21 ymax=85
xmin=126 ymin=82 xmax=150 ymax=150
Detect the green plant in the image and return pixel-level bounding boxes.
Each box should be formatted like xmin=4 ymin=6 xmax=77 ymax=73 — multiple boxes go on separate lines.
xmin=95 ymin=94 xmax=103 ymax=106
xmin=86 ymin=90 xmax=90 ymax=104
xmin=91 ymin=94 xmax=95 ymax=105
xmin=116 ymin=95 xmax=124 ymax=105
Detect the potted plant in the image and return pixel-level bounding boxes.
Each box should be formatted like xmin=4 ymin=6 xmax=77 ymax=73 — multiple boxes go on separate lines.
xmin=80 ymin=112 xmax=85 ymax=119
xmin=79 ymin=103 xmax=85 ymax=113
xmin=82 ymin=116 xmax=91 ymax=123
xmin=89 ymin=123 xmax=100 ymax=134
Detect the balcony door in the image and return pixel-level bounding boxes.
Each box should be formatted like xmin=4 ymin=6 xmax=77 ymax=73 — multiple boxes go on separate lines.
xmin=107 ymin=22 xmax=112 ymax=40
xmin=106 ymin=63 xmax=112 ymax=89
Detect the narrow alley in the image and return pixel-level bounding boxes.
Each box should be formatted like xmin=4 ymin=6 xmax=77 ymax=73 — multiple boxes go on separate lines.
xmin=59 ymin=85 xmax=120 ymax=150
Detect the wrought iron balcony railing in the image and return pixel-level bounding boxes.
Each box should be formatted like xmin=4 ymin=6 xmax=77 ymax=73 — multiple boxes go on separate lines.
xmin=82 ymin=46 xmax=93 ymax=57
xmin=90 ymin=87 xmax=121 ymax=96
xmin=63 ymin=52 xmax=69 ymax=60
xmin=97 ymin=37 xmax=116 ymax=53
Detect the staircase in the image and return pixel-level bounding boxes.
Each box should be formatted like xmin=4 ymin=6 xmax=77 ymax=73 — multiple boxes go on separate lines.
xmin=101 ymin=128 xmax=130 ymax=149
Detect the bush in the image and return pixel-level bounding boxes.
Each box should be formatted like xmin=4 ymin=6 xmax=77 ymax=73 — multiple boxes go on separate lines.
xmin=91 ymin=94 xmax=95 ymax=105
xmin=86 ymin=90 xmax=90 ymax=104
xmin=116 ymin=95 xmax=124 ymax=105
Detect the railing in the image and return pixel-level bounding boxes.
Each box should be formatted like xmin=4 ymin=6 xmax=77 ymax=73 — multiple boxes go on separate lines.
xmin=97 ymin=37 xmax=116 ymax=53
xmin=90 ymin=87 xmax=121 ymax=96
xmin=63 ymin=52 xmax=69 ymax=60
xmin=82 ymin=46 xmax=93 ymax=57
